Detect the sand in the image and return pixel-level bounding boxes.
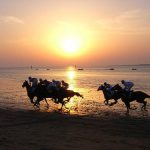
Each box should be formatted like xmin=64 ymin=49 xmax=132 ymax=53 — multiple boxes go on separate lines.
xmin=0 ymin=108 xmax=150 ymax=150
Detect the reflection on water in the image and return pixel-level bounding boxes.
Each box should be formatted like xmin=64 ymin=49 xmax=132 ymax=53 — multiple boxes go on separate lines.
xmin=67 ymin=70 xmax=76 ymax=80
xmin=65 ymin=68 xmax=79 ymax=112
xmin=66 ymin=68 xmax=76 ymax=91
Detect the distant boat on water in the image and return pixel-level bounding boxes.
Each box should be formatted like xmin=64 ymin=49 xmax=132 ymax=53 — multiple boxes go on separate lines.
xmin=78 ymin=68 xmax=84 ymax=71
xmin=109 ymin=68 xmax=115 ymax=70
xmin=132 ymin=68 xmax=137 ymax=70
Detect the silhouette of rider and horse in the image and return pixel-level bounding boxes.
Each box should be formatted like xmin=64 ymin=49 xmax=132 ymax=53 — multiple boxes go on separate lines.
xmin=22 ymin=78 xmax=83 ymax=111
xmin=97 ymin=81 xmax=150 ymax=114
xmin=22 ymin=77 xmax=150 ymax=114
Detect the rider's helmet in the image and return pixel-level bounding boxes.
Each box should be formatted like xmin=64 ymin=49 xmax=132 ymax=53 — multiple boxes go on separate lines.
xmin=121 ymin=80 xmax=125 ymax=84
xmin=28 ymin=76 xmax=32 ymax=81
xmin=39 ymin=78 xmax=43 ymax=82
xmin=104 ymin=82 xmax=107 ymax=86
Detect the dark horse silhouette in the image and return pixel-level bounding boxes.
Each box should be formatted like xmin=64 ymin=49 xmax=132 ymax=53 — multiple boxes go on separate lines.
xmin=97 ymin=84 xmax=122 ymax=106
xmin=113 ymin=84 xmax=150 ymax=113
xmin=98 ymin=84 xmax=150 ymax=114
xmin=22 ymin=80 xmax=83 ymax=110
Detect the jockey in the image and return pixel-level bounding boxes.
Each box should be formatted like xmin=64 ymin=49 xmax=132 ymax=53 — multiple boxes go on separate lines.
xmin=28 ymin=76 xmax=38 ymax=93
xmin=104 ymin=82 xmax=113 ymax=97
xmin=52 ymin=79 xmax=61 ymax=90
xmin=121 ymin=80 xmax=134 ymax=92
xmin=61 ymin=80 xmax=69 ymax=90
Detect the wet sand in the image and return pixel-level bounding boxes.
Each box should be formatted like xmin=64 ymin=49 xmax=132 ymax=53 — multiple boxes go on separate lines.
xmin=0 ymin=108 xmax=150 ymax=150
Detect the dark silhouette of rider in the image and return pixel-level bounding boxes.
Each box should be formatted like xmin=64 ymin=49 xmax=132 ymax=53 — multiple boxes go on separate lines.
xmin=61 ymin=80 xmax=69 ymax=90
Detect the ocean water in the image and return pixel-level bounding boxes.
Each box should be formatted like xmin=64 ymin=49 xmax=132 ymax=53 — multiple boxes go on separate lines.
xmin=0 ymin=66 xmax=150 ymax=118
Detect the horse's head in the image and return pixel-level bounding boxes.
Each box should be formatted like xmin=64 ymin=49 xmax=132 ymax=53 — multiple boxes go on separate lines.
xmin=22 ymin=80 xmax=30 ymax=88
xmin=97 ymin=85 xmax=104 ymax=91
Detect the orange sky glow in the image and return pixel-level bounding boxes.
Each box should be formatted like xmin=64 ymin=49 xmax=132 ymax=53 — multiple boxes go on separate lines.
xmin=0 ymin=0 xmax=150 ymax=67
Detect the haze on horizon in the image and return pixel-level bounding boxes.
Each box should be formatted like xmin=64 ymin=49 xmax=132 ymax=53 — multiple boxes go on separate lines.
xmin=0 ymin=0 xmax=150 ymax=67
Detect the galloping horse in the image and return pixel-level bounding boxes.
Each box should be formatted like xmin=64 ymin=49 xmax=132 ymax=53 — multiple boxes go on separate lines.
xmin=22 ymin=80 xmax=49 ymax=107
xmin=97 ymin=84 xmax=122 ymax=106
xmin=113 ymin=84 xmax=150 ymax=113
xmin=22 ymin=80 xmax=83 ymax=110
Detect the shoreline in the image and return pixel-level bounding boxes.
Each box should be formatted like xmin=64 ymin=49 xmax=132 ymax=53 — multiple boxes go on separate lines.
xmin=0 ymin=107 xmax=150 ymax=150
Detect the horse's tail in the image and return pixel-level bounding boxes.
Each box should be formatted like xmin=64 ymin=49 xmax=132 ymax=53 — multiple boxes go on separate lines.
xmin=147 ymin=94 xmax=150 ymax=98
xmin=75 ymin=92 xmax=84 ymax=98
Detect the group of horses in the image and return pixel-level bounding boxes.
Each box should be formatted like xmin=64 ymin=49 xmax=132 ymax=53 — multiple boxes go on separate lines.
xmin=22 ymin=80 xmax=150 ymax=114
xmin=97 ymin=84 xmax=150 ymax=113
xmin=22 ymin=80 xmax=83 ymax=111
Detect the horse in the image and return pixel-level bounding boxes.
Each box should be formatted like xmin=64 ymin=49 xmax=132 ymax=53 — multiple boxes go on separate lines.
xmin=22 ymin=80 xmax=83 ymax=110
xmin=111 ymin=84 xmax=150 ymax=113
xmin=97 ymin=84 xmax=122 ymax=106
xmin=114 ymin=84 xmax=150 ymax=113
xmin=22 ymin=80 xmax=49 ymax=107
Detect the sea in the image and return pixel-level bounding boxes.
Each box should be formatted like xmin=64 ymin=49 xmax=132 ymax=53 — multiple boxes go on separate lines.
xmin=0 ymin=65 xmax=150 ymax=118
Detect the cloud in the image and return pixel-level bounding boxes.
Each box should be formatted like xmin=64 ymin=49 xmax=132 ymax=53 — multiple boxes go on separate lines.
xmin=96 ymin=9 xmax=150 ymax=34
xmin=0 ymin=16 xmax=24 ymax=24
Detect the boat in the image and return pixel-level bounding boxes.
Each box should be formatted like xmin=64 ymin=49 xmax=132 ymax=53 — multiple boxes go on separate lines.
xmin=109 ymin=68 xmax=115 ymax=70
xmin=78 ymin=68 xmax=84 ymax=71
xmin=132 ymin=68 xmax=137 ymax=70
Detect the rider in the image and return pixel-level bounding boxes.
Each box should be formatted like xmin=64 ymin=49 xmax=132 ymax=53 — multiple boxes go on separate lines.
xmin=28 ymin=76 xmax=38 ymax=93
xmin=61 ymin=80 xmax=69 ymax=90
xmin=121 ymin=80 xmax=134 ymax=98
xmin=104 ymin=82 xmax=113 ymax=97
xmin=52 ymin=79 xmax=61 ymax=91
xmin=121 ymin=80 xmax=134 ymax=92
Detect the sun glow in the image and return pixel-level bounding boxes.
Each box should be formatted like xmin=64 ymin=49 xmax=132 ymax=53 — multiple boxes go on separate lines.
xmin=60 ymin=36 xmax=81 ymax=55
xmin=63 ymin=37 xmax=79 ymax=53
xmin=45 ymin=24 xmax=90 ymax=58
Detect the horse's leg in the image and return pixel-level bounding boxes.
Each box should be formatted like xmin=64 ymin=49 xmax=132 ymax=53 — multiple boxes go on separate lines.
xmin=104 ymin=99 xmax=109 ymax=105
xmin=109 ymin=99 xmax=118 ymax=106
xmin=34 ymin=97 xmax=41 ymax=108
xmin=143 ymin=101 xmax=147 ymax=111
xmin=30 ymin=98 xmax=34 ymax=104
xmin=137 ymin=99 xmax=147 ymax=111
xmin=44 ymin=98 xmax=49 ymax=108
xmin=124 ymin=102 xmax=130 ymax=114
xmin=60 ymin=102 xmax=64 ymax=111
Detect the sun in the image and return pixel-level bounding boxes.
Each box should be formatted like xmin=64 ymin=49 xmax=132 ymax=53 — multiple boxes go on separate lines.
xmin=63 ymin=38 xmax=78 ymax=53
xmin=60 ymin=36 xmax=81 ymax=55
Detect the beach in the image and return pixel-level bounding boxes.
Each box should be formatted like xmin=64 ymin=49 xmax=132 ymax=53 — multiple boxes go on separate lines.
xmin=0 ymin=67 xmax=150 ymax=149
xmin=0 ymin=108 xmax=150 ymax=150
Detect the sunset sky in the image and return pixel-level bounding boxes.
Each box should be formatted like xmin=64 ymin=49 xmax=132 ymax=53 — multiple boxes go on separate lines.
xmin=0 ymin=0 xmax=150 ymax=67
